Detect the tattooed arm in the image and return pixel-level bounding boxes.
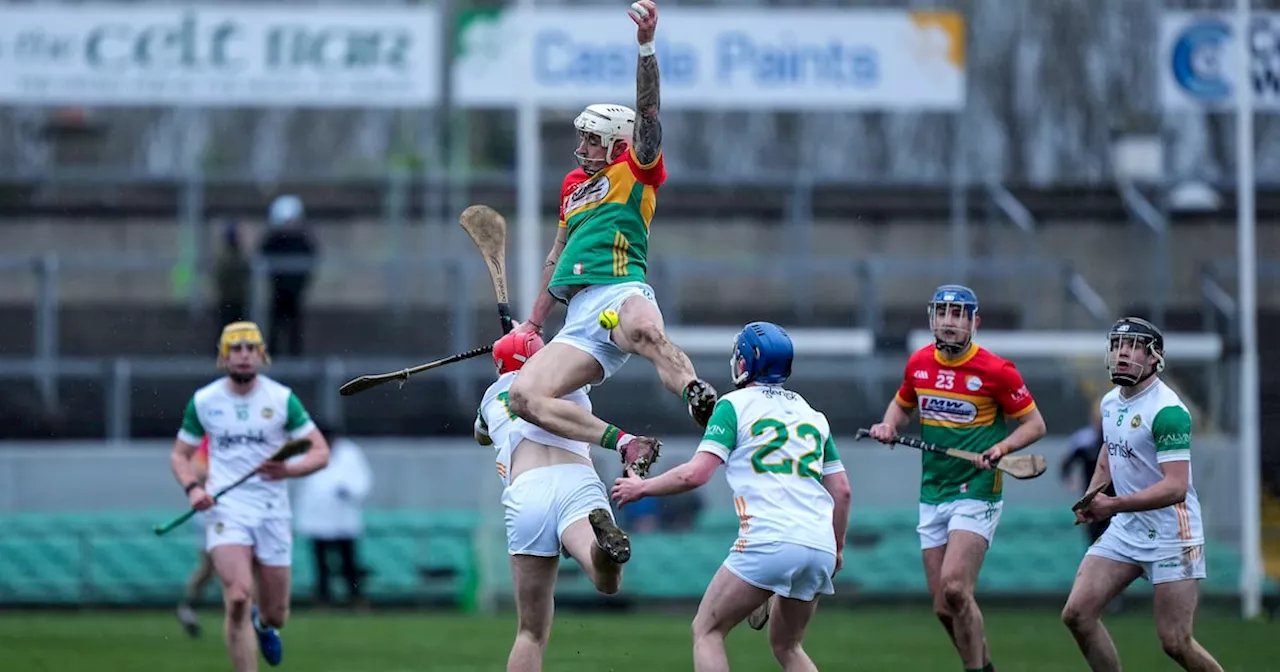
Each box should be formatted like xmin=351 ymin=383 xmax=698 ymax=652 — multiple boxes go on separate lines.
xmin=630 ymin=0 xmax=662 ymax=165
xmin=634 ymin=52 xmax=662 ymax=165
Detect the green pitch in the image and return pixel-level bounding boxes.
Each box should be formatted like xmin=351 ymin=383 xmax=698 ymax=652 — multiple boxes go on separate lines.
xmin=0 ymin=606 xmax=1274 ymax=671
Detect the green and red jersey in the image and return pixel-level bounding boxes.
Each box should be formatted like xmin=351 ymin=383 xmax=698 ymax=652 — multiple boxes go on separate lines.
xmin=894 ymin=342 xmax=1037 ymax=504
xmin=548 ymin=147 xmax=667 ymax=303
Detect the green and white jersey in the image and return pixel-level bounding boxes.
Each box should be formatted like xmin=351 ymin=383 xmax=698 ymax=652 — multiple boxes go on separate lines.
xmin=1100 ymin=378 xmax=1202 ymax=553
xmin=697 ymin=385 xmax=845 ymax=556
xmin=177 ymin=375 xmax=315 ymax=519
xmin=476 ymin=372 xmax=593 ymax=486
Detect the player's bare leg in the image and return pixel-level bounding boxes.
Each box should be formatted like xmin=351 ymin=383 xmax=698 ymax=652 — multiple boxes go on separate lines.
xmin=255 ymin=563 xmax=291 ymax=631
xmin=211 ymin=545 xmax=260 ymax=672
xmin=923 ymin=545 xmax=962 ymax=651
xmin=560 ymin=510 xmax=630 ymax=594
xmin=507 ymin=343 xmax=661 ymax=474
xmin=1152 ymin=577 xmax=1223 ymax=671
xmin=1061 ymin=555 xmax=1142 ymax=672
xmin=690 ymin=566 xmax=772 ymax=672
xmin=767 ymin=595 xmax=821 ymax=672
xmin=613 ymin=295 xmax=718 ymax=426
xmin=508 ymin=555 xmax=559 ymax=672
xmin=936 ymin=531 xmax=992 ymax=670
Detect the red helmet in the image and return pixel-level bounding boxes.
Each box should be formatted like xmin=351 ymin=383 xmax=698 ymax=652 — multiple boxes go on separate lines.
xmin=493 ymin=330 xmax=544 ymax=375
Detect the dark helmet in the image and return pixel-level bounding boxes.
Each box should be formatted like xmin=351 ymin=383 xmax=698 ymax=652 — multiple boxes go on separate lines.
xmin=1105 ymin=317 xmax=1165 ymax=386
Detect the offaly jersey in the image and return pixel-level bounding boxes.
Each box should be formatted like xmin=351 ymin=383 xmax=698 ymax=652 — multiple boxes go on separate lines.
xmin=177 ymin=375 xmax=315 ymax=518
xmin=476 ymin=372 xmax=593 ymax=486
xmin=1100 ymin=378 xmax=1202 ymax=554
xmin=895 ymin=342 xmax=1037 ymax=504
xmin=697 ymin=386 xmax=845 ymax=556
xmin=548 ymin=147 xmax=667 ymax=302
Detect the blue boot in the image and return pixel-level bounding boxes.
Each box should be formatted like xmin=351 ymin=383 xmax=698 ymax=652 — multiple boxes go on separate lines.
xmin=251 ymin=605 xmax=283 ymax=666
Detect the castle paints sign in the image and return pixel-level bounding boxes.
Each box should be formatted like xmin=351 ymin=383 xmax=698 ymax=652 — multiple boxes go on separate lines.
xmin=0 ymin=5 xmax=440 ymax=107
xmin=454 ymin=8 xmax=965 ymax=110
xmin=1160 ymin=11 xmax=1280 ymax=111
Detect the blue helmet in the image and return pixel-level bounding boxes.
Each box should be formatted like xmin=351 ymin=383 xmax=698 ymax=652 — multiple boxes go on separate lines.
xmin=928 ymin=284 xmax=979 ymax=354
xmin=731 ymin=321 xmax=794 ymax=387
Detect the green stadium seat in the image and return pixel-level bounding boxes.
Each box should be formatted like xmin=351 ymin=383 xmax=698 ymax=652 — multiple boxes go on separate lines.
xmin=0 ymin=507 xmax=1271 ymax=606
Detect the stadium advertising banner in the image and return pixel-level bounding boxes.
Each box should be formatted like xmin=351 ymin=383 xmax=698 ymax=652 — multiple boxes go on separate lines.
xmin=1160 ymin=11 xmax=1280 ymax=111
xmin=0 ymin=5 xmax=440 ymax=107
xmin=453 ymin=9 xmax=966 ymax=110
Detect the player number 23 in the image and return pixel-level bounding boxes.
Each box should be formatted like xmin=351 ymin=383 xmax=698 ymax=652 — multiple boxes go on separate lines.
xmin=749 ymin=418 xmax=824 ymax=480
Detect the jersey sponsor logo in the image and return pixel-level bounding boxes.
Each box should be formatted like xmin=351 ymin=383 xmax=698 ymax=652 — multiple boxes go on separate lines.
xmin=919 ymin=395 xmax=978 ymax=424
xmin=1157 ymin=432 xmax=1190 ymax=447
xmin=1106 ymin=439 xmax=1136 ymax=459
xmin=1010 ymin=385 xmax=1030 ymax=402
xmin=1130 ymin=413 xmax=1141 ymax=428
xmin=706 ymin=424 xmax=730 ymax=437
xmin=759 ymin=387 xmax=799 ymax=401
xmin=965 ymin=375 xmax=982 ymax=391
xmin=214 ymin=430 xmax=271 ymax=450
xmin=914 ymin=369 xmax=930 ymax=380
xmin=564 ymin=176 xmax=610 ymax=212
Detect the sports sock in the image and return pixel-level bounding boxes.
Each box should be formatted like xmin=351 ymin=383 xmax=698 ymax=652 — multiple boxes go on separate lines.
xmin=601 ymin=425 xmax=632 ymax=451
xmin=983 ymin=665 xmax=995 ymax=672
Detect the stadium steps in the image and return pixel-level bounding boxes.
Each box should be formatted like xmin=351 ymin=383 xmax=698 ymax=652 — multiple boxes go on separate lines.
xmin=0 ymin=507 xmax=1260 ymax=605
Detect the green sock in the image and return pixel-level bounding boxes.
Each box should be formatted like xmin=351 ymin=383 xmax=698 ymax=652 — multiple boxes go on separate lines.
xmin=983 ymin=665 xmax=996 ymax=672
xmin=601 ymin=425 xmax=624 ymax=451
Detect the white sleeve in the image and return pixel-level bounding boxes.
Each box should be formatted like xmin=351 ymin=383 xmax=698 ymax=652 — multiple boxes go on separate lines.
xmin=695 ymin=440 xmax=729 ymax=463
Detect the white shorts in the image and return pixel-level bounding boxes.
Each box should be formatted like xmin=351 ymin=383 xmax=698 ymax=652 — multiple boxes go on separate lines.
xmin=918 ymin=499 xmax=1004 ymax=550
xmin=1085 ymin=527 xmax=1207 ymax=585
xmin=501 ymin=463 xmax=611 ymax=557
xmin=204 ymin=508 xmax=293 ymax=567
xmin=723 ymin=541 xmax=836 ymax=602
xmin=550 ymin=281 xmax=660 ymax=384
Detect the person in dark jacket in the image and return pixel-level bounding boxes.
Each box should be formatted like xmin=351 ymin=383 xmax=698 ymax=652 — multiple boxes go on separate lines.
xmin=258 ymin=196 xmax=317 ymax=356
xmin=214 ymin=220 xmax=251 ymax=328
xmin=1060 ymin=403 xmax=1111 ymax=546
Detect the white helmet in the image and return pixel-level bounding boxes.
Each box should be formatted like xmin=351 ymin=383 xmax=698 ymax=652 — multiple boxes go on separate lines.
xmin=573 ymin=103 xmax=635 ymax=172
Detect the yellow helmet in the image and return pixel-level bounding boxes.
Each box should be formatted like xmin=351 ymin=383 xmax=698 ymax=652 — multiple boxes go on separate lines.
xmin=217 ymin=321 xmax=271 ymax=367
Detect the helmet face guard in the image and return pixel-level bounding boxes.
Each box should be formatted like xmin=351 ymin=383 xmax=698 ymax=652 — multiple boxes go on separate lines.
xmin=928 ymin=285 xmax=978 ymax=355
xmin=573 ymin=104 xmax=635 ymax=174
xmin=217 ymin=321 xmax=269 ymax=383
xmin=1105 ymin=318 xmax=1165 ymax=387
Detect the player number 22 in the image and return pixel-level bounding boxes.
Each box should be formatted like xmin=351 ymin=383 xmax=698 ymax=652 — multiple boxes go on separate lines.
xmin=749 ymin=418 xmax=824 ymax=480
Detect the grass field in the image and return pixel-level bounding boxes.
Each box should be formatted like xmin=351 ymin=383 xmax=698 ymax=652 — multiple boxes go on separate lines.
xmin=1 ymin=605 xmax=1275 ymax=671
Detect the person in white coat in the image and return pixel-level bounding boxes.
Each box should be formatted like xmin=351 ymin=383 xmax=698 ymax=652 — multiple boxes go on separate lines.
xmin=294 ymin=431 xmax=373 ymax=609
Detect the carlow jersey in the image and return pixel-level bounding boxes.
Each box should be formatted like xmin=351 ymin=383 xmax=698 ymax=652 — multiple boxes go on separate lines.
xmin=1100 ymin=378 xmax=1202 ymax=553
xmin=178 ymin=375 xmax=316 ymax=519
xmin=697 ymin=386 xmax=845 ymax=556
xmin=548 ymin=147 xmax=667 ymax=302
xmin=895 ymin=342 xmax=1037 ymax=504
xmin=476 ymin=372 xmax=593 ymax=486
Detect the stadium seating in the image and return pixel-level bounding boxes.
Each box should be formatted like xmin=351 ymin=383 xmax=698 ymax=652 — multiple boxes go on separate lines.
xmin=0 ymin=507 xmax=1260 ymax=607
